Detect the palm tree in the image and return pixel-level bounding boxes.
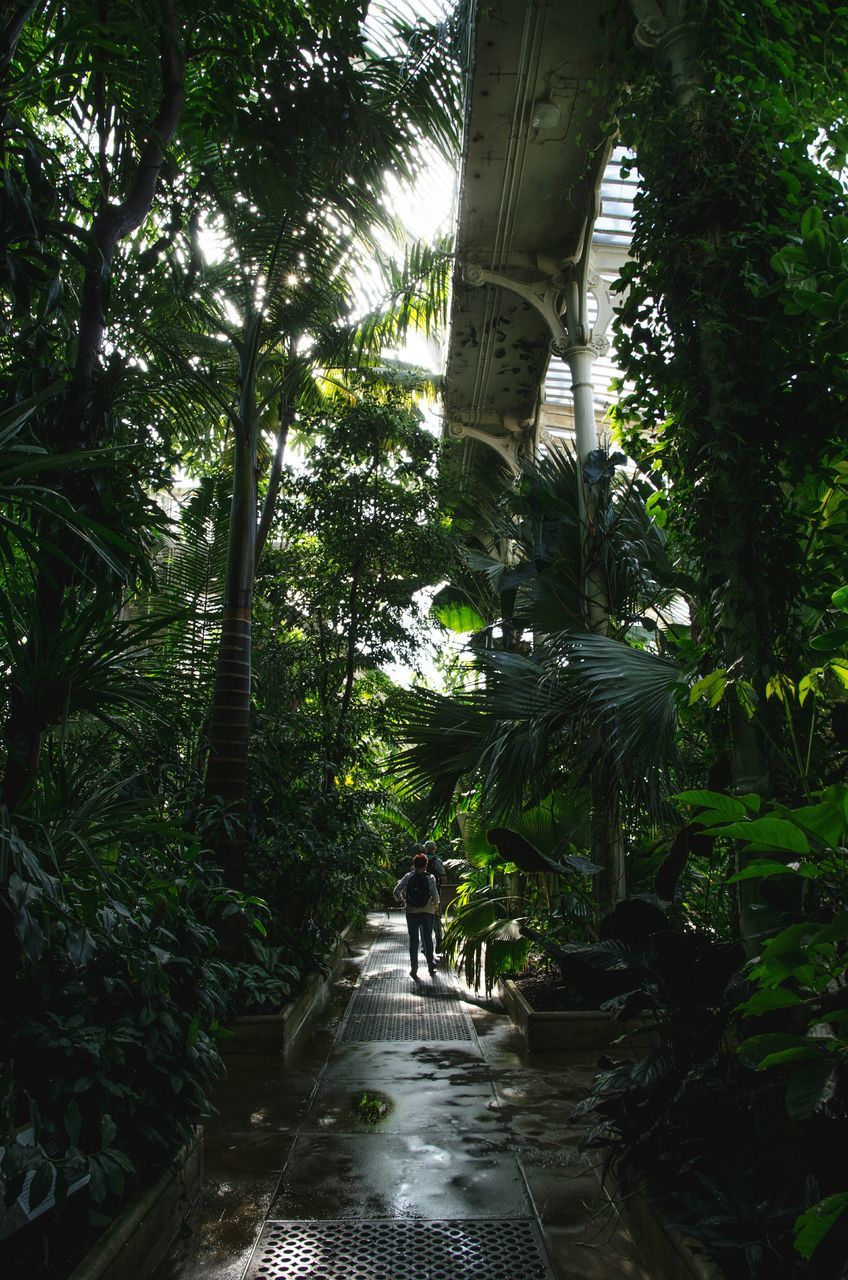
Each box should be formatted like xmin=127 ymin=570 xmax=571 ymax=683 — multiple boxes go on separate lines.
xmin=395 ymin=444 xmax=690 ymax=917
xmin=186 ymin=14 xmax=462 ymax=883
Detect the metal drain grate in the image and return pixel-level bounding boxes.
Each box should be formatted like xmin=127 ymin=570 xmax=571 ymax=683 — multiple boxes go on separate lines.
xmin=361 ymin=952 xmax=408 ymax=975
xmin=347 ymin=989 xmax=465 ymax=1017
xmin=346 ymin=990 xmax=424 ymax=1015
xmin=338 ymin=1009 xmax=474 ymax=1041
xmin=244 ymin=1218 xmax=554 ymax=1280
xmin=356 ymin=972 xmax=422 ymax=993
xmin=359 ymin=962 xmax=458 ymax=984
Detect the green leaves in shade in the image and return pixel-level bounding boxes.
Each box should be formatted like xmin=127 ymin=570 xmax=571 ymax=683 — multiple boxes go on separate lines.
xmin=794 ymin=1192 xmax=848 ymax=1261
xmin=28 ymin=1161 xmax=54 ymax=1211
xmin=688 ymin=668 xmax=727 ymax=707
xmin=809 ymin=624 xmax=848 ymax=651
xmin=736 ymin=988 xmax=801 ymax=1017
xmin=715 ymin=816 xmax=810 ymax=853
xmin=784 ymin=1058 xmax=838 ymax=1120
xmin=674 ymin=789 xmax=759 ymax=818
xmin=812 ymin=586 xmax=848 ymax=649
xmin=737 ymin=1033 xmax=839 ymax=1119
xmin=485 ymin=827 xmax=599 ymax=876
xmin=727 ymin=859 xmax=799 ymax=883
xmin=789 ymin=792 xmax=848 ymax=846
xmin=737 ymin=1032 xmax=812 ymax=1069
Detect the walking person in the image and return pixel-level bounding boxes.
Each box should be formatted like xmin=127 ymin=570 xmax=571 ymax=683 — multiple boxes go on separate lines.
xmin=394 ymin=849 xmax=439 ymax=981
xmin=423 ymin=840 xmax=446 ymax=954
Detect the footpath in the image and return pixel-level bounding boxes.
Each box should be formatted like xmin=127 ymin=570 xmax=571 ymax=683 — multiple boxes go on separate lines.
xmin=154 ymin=911 xmax=649 ymax=1280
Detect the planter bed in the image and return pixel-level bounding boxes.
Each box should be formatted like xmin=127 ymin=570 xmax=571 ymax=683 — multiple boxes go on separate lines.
xmin=68 ymin=1131 xmax=202 ymax=1280
xmin=619 ymin=1175 xmax=726 ymax=1280
xmin=224 ymin=925 xmax=352 ymax=1057
xmin=499 ymin=977 xmax=639 ymax=1051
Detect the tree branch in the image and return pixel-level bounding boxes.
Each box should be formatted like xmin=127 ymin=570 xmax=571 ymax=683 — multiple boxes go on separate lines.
xmin=70 ymin=0 xmax=185 ymax=436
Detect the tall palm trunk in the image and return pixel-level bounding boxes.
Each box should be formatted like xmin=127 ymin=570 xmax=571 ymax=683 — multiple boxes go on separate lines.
xmin=580 ymin=454 xmax=625 ymax=919
xmin=255 ymin=396 xmax=290 ymax=569
xmin=591 ymin=762 xmax=625 ymax=920
xmin=204 ymin=335 xmax=259 ymax=888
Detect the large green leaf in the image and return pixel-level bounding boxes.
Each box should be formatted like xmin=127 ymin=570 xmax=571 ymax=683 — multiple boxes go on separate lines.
xmin=736 ymin=988 xmax=802 ymax=1017
xmin=727 ymin=859 xmax=796 ymax=883
xmin=431 ymin=594 xmax=487 ymax=634
xmin=794 ymin=1192 xmax=848 ymax=1260
xmin=675 ymin=790 xmax=750 ymax=819
xmin=486 ymin=827 xmax=590 ymax=875
xmin=712 ymin=817 xmax=810 ymax=854
xmin=737 ymin=1032 xmax=811 ymax=1068
xmin=789 ymin=795 xmax=848 ymax=847
xmin=785 ymin=1057 xmax=838 ymax=1119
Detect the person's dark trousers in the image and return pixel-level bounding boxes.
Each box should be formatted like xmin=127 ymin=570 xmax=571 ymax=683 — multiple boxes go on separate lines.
xmin=405 ymin=911 xmax=435 ymax=973
xmin=433 ymin=911 xmax=443 ymax=952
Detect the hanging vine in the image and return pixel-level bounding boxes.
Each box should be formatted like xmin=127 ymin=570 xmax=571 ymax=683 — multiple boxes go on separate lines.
xmin=606 ymin=0 xmax=848 ymax=797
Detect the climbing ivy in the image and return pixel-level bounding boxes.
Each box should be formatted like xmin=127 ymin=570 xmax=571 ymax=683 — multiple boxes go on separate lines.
xmin=608 ymin=0 xmax=848 ymax=797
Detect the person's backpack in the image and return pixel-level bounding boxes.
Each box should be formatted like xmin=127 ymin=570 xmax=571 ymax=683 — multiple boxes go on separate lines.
xmin=426 ymin=855 xmax=445 ymax=887
xmin=404 ymin=870 xmax=430 ymax=909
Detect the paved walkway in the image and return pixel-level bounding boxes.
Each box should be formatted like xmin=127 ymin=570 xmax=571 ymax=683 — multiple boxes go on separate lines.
xmin=155 ymin=912 xmax=649 ymax=1280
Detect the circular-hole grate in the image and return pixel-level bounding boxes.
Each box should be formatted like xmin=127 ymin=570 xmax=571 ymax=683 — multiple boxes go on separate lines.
xmin=244 ymin=1218 xmax=554 ymax=1280
xmin=338 ymin=1010 xmax=474 ymax=1042
xmin=346 ymin=989 xmax=465 ymax=1017
xmin=356 ymin=972 xmax=423 ymax=993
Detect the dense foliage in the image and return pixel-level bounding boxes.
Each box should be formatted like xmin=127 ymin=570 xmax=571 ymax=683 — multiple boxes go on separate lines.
xmin=3 ymin=0 xmax=847 ymax=1277
xmin=0 ymin=0 xmax=460 ymax=1270
xmin=391 ymin=3 xmax=848 ymax=1276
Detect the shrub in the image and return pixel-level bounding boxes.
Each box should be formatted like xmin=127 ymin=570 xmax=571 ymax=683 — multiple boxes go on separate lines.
xmin=1 ymin=824 xmax=252 ymax=1235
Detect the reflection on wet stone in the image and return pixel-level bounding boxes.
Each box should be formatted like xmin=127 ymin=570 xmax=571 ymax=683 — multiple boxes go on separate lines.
xmin=154 ymin=912 xmax=649 ymax=1280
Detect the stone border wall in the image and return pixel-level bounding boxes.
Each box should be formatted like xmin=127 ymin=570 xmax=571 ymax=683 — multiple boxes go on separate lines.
xmin=224 ymin=925 xmax=352 ymax=1056
xmin=499 ymin=978 xmax=628 ymax=1051
xmin=68 ymin=1132 xmax=202 ymax=1280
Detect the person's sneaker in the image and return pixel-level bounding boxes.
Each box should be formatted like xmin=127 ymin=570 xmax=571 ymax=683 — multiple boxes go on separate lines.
xmin=428 ymin=966 xmax=437 ymax=977
xmin=410 ymin=969 xmax=419 ymax=981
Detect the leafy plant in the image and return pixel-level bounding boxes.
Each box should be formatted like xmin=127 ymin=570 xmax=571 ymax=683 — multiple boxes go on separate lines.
xmin=357 ymin=1092 xmax=389 ymax=1125
xmin=574 ymin=788 xmax=848 ymax=1277
xmin=1 ymin=815 xmax=260 ymax=1228
xmin=443 ymin=807 xmax=599 ymax=993
xmin=233 ymin=940 xmax=300 ymax=1014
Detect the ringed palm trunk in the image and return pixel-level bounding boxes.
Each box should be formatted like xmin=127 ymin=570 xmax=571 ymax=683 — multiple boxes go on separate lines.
xmin=591 ymin=761 xmax=625 ymax=920
xmin=204 ymin=342 xmax=258 ymax=889
xmin=579 ymin=448 xmax=625 ymax=921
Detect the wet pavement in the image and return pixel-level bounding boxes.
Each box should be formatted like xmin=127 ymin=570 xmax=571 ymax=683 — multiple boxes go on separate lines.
xmin=154 ymin=912 xmax=650 ymax=1280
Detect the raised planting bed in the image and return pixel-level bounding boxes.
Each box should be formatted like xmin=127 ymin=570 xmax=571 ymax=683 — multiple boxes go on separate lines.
xmin=499 ymin=977 xmax=640 ymax=1051
xmin=68 ymin=1131 xmax=202 ymax=1280
xmin=224 ymin=925 xmax=351 ymax=1056
xmin=619 ymin=1175 xmax=727 ymax=1280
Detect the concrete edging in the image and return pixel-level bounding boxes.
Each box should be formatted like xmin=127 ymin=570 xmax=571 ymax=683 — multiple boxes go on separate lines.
xmin=499 ymin=978 xmax=635 ymax=1051
xmin=620 ymin=1176 xmax=726 ymax=1280
xmin=224 ymin=925 xmax=352 ymax=1057
xmin=68 ymin=1130 xmax=202 ymax=1280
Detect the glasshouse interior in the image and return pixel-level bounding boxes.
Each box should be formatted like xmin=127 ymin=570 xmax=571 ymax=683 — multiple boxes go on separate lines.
xmin=1 ymin=1 xmax=847 ymax=1278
